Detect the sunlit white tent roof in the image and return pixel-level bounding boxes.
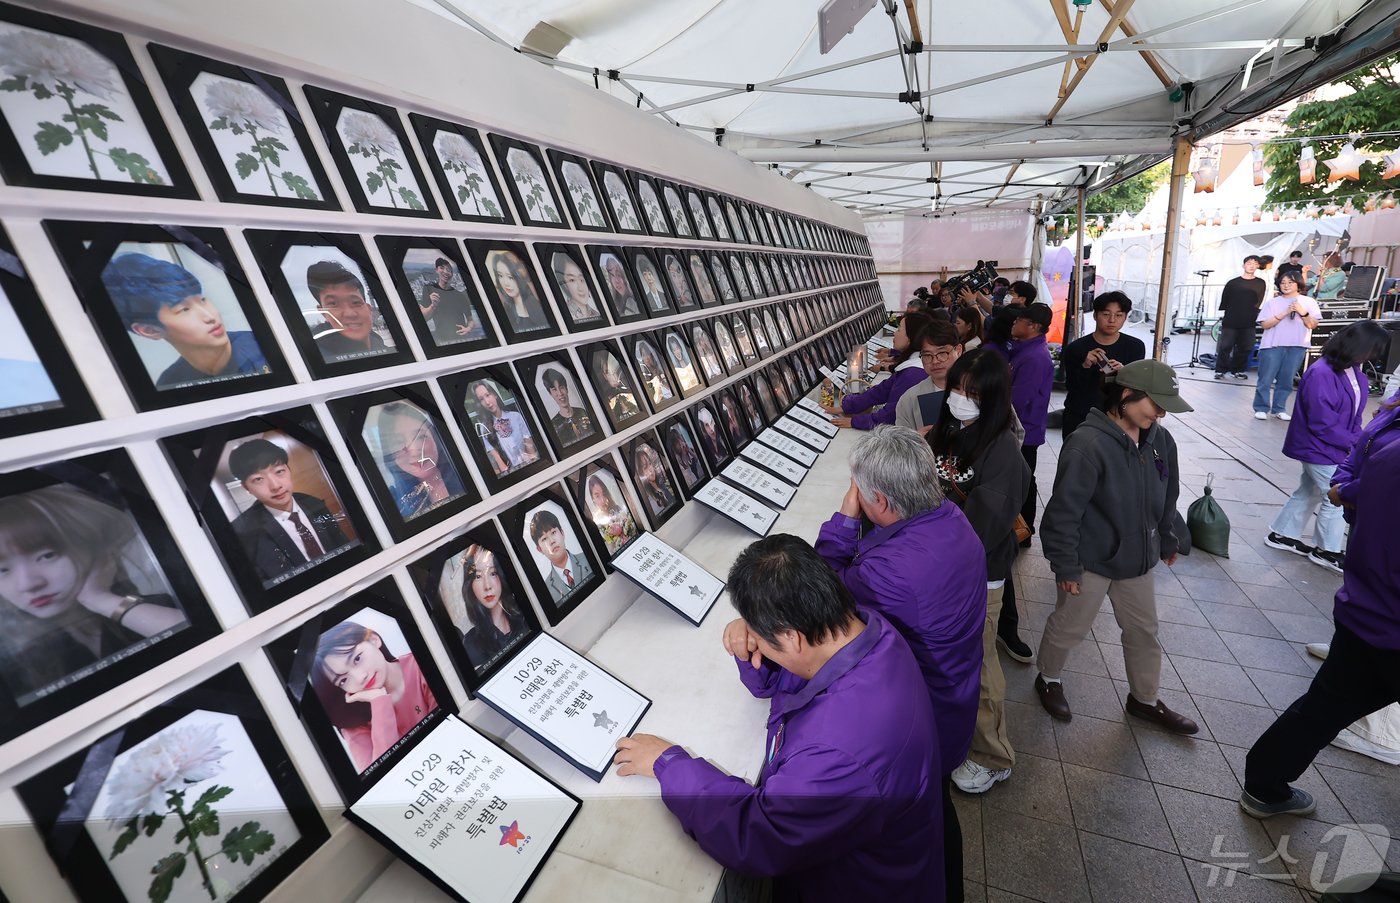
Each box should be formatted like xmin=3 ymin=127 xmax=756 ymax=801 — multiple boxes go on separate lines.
xmin=413 ymin=0 xmax=1399 ymax=219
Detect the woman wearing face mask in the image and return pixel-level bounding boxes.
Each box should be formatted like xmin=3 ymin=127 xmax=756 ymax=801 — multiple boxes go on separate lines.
xmin=826 ymin=311 xmax=936 ymax=430
xmin=926 ymin=348 xmax=1030 ymax=794
xmin=1035 ymin=360 xmax=1197 ymax=734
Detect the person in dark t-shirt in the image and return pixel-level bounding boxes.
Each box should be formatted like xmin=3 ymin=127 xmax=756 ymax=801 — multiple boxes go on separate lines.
xmin=1059 ymin=291 xmax=1146 ymax=437
xmin=1216 ymin=255 xmax=1268 ymax=379
xmin=419 ymin=257 xmax=483 ymax=346
xmin=1275 ymin=250 xmax=1305 ymax=291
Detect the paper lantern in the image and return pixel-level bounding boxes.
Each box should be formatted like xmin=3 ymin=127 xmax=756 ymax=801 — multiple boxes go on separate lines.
xmin=1342 ymin=199 xmax=1356 ymax=215
xmin=1365 ymin=194 xmax=1379 ymax=212
xmin=1192 ymin=156 xmax=1218 ymax=193
xmin=1251 ymin=147 xmax=1266 ymax=187
xmin=1383 ymin=150 xmax=1400 ymax=180
xmin=1323 ymin=202 xmax=1339 ymax=216
xmin=1299 ymin=146 xmax=1316 ymax=185
xmin=1324 ymin=142 xmax=1364 ymax=182
xmin=1231 ymin=211 xmax=1240 ymax=225
xmin=1383 ymin=194 xmax=1398 ymax=210
xmin=1251 ymin=207 xmax=1263 ymax=222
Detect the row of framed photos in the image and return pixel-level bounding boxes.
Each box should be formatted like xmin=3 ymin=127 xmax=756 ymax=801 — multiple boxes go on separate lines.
xmin=0 ymin=3 xmax=870 ymax=259
xmin=0 ymin=217 xmax=874 ymax=430
xmin=0 ymin=304 xmax=885 ymax=745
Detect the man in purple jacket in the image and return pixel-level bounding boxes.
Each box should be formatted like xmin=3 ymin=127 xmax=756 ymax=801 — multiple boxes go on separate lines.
xmin=615 ymin=534 xmax=944 ymax=902
xmin=814 ymin=424 xmax=983 ymax=902
xmin=1242 ymin=438 xmax=1400 ymax=818
xmin=1008 ymin=303 xmax=1054 ymax=537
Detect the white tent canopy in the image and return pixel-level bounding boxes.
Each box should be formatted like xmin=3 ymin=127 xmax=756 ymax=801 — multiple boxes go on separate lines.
xmin=415 ymin=0 xmax=1395 ymax=218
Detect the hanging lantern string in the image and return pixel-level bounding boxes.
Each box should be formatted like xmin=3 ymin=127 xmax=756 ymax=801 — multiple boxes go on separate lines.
xmin=1205 ymin=130 xmax=1400 ymax=148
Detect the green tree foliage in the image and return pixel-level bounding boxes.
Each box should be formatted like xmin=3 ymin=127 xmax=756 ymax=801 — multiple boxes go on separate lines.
xmin=1263 ymin=55 xmax=1400 ymax=207
xmin=1051 ymin=160 xmax=1170 ymax=239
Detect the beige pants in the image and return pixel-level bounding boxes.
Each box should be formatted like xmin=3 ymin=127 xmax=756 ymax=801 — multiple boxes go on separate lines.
xmin=1037 ymin=570 xmax=1161 ymax=703
xmin=970 ymin=584 xmax=1015 ymax=771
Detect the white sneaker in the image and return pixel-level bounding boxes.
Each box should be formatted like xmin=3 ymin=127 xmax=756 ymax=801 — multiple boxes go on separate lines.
xmin=1254 ymin=411 xmax=1268 ymax=420
xmin=1305 ymin=642 xmax=1330 ymax=660
xmin=951 ymin=759 xmax=1012 ymax=794
xmin=1276 ymin=412 xmax=1293 ymax=421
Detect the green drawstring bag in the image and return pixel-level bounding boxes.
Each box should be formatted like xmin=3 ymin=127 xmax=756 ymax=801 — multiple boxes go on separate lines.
xmin=1187 ymin=474 xmax=1231 ymax=558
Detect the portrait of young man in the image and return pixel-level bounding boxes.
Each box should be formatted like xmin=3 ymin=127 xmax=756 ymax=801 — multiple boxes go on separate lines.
xmin=418 ymin=256 xmax=484 ymax=346
xmin=540 ymin=366 xmax=597 ymax=448
xmin=307 ymin=259 xmax=387 ymax=361
xmin=529 ymin=505 xmax=594 ymax=604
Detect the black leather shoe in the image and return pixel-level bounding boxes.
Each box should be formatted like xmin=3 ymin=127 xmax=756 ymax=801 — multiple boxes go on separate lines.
xmin=1035 ymin=675 xmax=1071 ymax=721
xmin=1126 ymin=695 xmax=1199 ymax=734
xmin=997 ymin=633 xmax=1034 ymax=664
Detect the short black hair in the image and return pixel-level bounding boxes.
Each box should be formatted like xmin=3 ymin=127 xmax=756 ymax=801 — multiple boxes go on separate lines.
xmin=541 ymin=368 xmax=568 ymax=391
xmin=306 ymin=260 xmax=364 ymax=302
xmin=529 ymin=508 xmax=562 ymax=543
xmin=727 ymin=533 xmax=854 ymax=646
xmin=1321 ymin=320 xmax=1389 ymax=371
xmin=434 ymin=257 xmax=452 ymax=269
xmin=921 ymin=317 xmax=961 ymax=349
xmin=1289 ymin=251 xmax=1303 ymax=259
xmin=1009 ymin=281 xmax=1038 ymax=304
xmin=993 ymin=277 xmax=1011 ymax=288
xmin=228 ymin=438 xmax=289 ymax=482
xmin=1092 ymin=290 xmax=1134 ymax=315
xmin=1243 ymin=255 xmax=1262 ymax=265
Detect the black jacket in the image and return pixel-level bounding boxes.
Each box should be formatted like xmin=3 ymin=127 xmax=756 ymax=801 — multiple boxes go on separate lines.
xmin=933 ymin=428 xmax=1030 ymax=582
xmin=232 ymin=493 xmax=350 ymax=582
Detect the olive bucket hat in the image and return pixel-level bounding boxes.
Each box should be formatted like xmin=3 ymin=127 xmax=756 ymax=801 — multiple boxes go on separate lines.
xmin=1107 ymin=359 xmax=1194 ymax=414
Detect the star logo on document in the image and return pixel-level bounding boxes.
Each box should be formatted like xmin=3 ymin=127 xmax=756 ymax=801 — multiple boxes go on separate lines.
xmin=688 ymin=584 xmax=703 ymax=597
xmin=592 ymin=709 xmax=618 ymax=731
xmin=499 ymin=820 xmax=528 ymax=848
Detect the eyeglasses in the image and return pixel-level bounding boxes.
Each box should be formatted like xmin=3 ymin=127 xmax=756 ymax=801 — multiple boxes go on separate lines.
xmin=920 ymin=349 xmax=956 ymax=364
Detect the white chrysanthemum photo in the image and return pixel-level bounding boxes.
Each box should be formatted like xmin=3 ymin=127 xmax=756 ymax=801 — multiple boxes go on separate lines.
xmin=339 ymin=110 xmax=400 ymax=154
xmin=0 ymin=28 xmax=120 ymax=98
xmin=203 ymin=79 xmax=284 ymax=132
xmin=103 ymin=721 xmax=230 ymax=821
xmin=433 ymin=132 xmax=482 ymax=170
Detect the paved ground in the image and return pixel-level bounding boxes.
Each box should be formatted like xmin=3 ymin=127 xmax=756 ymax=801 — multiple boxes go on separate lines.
xmin=961 ymin=331 xmax=1399 ymax=902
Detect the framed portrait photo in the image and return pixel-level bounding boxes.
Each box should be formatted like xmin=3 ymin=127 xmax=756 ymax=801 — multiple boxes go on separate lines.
xmin=0 ymin=4 xmax=194 ymax=197
xmin=148 ymin=44 xmax=337 ymax=209
xmin=685 ymin=250 xmax=722 ymax=309
xmin=488 ymin=135 xmax=567 ymax=229
xmin=690 ymin=400 xmax=733 ymax=473
xmin=706 ymin=193 xmax=733 ymax=242
xmin=513 ymin=352 xmax=605 ymax=460
xmin=17 ymin=666 xmax=328 ymax=903
xmin=624 ymin=431 xmax=683 ymax=529
xmin=749 ymin=311 xmax=774 ymax=359
xmin=439 ymin=366 xmax=552 ymax=494
xmin=586 ymin=245 xmax=645 ymax=326
xmin=661 ymin=415 xmax=710 ymax=499
xmin=658 ymin=327 xmax=706 ymax=398
xmin=715 ymin=387 xmax=752 ymax=452
xmin=738 ymin=203 xmax=760 ymax=246
xmin=626 ymin=248 xmax=674 ymax=317
xmin=706 ymin=251 xmax=739 ymax=304
xmin=328 ymin=383 xmax=476 ymax=541
xmin=773 ymin=305 xmax=797 ymax=345
xmin=407 ymin=113 xmax=511 ymax=224
xmin=566 ymin=457 xmax=641 ymax=562
xmin=727 ymin=253 xmax=754 ymax=301
xmin=659 ymin=248 xmax=701 ymax=313
xmin=464 ymin=239 xmax=561 ymax=343
xmin=684 ymin=188 xmax=716 ymax=240
xmin=745 ymin=255 xmax=770 ymax=298
xmin=709 ymin=316 xmax=743 ymax=375
xmin=735 ymin=380 xmax=766 ymax=437
xmin=723 ymin=198 xmax=747 ymax=244
xmin=266 ymin=582 xmax=451 ymax=797
xmin=589 ymin=162 xmax=646 ymax=235
xmin=625 ymin=171 xmax=671 ymax=237
xmin=0 ymin=225 xmax=97 ymax=438
xmin=375 ymin=235 xmax=497 ymax=357
xmin=546 ymin=149 xmax=610 ymax=232
xmin=302 ymin=85 xmax=438 ymax=218
xmin=244 ymin=229 xmax=413 ymax=378
xmin=502 ymin=486 xmax=604 ymax=625
xmin=730 ymin=314 xmax=761 ymax=367
xmin=580 ymin=340 xmax=648 ymax=432
xmin=406 ymin=522 xmax=540 ymax=693
xmin=45 ymin=220 xmax=293 ymax=410
xmin=686 ymin=322 xmax=727 ymax=385
xmin=657 ymin=179 xmax=695 ymax=238
xmin=0 ymin=450 xmax=218 ymax=743
xmin=536 ymin=243 xmax=610 ymax=333
xmin=752 ymin=371 xmax=782 ymax=423
xmin=161 ymin=407 xmax=377 ymax=612
xmin=624 ymin=331 xmax=681 ymax=415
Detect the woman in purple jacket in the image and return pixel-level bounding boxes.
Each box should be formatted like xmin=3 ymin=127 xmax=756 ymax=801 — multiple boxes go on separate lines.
xmin=1264 ymin=321 xmax=1388 ymax=573
xmin=828 ymin=310 xmax=937 ymax=429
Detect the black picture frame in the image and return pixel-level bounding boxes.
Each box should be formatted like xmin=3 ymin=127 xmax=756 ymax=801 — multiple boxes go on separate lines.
xmin=660 ymin=414 xmax=710 ymax=499
xmin=656 ymin=179 xmax=696 ymax=239
xmin=302 ymin=85 xmax=438 ymax=218
xmin=407 ymin=113 xmax=512 ymax=224
xmin=589 ymin=161 xmax=647 ymax=235
xmin=566 ymin=457 xmax=642 ymax=563
xmin=545 ymin=148 xmax=612 ymax=232
xmin=0 ymin=449 xmax=219 ymax=743
xmin=709 ymin=316 xmax=744 ymax=375
xmin=160 ymin=406 xmax=378 ymax=613
xmin=715 ymin=386 xmax=752 ymax=452
xmin=17 ymin=666 xmax=328 ymax=903
xmin=706 ymin=251 xmax=739 ymax=303
xmin=501 ymin=485 xmax=604 ymax=626
xmin=328 ymin=383 xmax=477 ymax=542
xmin=147 ymin=43 xmax=338 ymax=210
xmin=623 ymin=331 xmax=682 ymax=415
xmin=657 ymin=248 xmax=702 ymax=313
xmin=374 ymin=235 xmax=497 ymax=358
xmin=488 ymin=135 xmax=569 ymax=229
xmin=735 ymin=379 xmax=766 ymax=436
xmin=686 ymin=321 xmax=727 ymax=385
xmin=586 ymin=245 xmax=646 ymax=325
xmin=265 ymin=581 xmax=452 ymax=799
xmin=684 ymin=249 xmax=723 ymax=308
xmin=625 ymin=247 xmax=675 ymax=317
xmin=752 ymin=371 xmax=782 ymax=423
xmin=44 ymin=220 xmax=293 ymax=410
xmin=684 ymin=187 xmax=717 ymax=240
xmin=0 ymin=4 xmax=195 ymax=198
xmin=705 ymin=192 xmax=733 ymax=242
xmin=722 ymin=197 xmax=747 ymax=244
xmin=535 ymin=242 xmax=611 ymax=333
xmin=0 ymin=225 xmax=98 ymax=438
xmin=405 ymin=522 xmax=542 ymax=694
xmin=773 ymin=305 xmax=797 ymax=345
xmin=579 ymin=340 xmax=649 ymax=432
xmin=513 ymin=352 xmax=605 ymax=460
xmin=748 ymin=310 xmax=775 ymax=359
xmin=744 ymin=254 xmax=770 ymax=298
xmin=464 ymin=239 xmax=561 ymax=343
xmin=624 ymin=171 xmax=671 ymax=237
xmin=244 ymin=229 xmax=414 ymax=378
xmin=623 ymin=431 xmax=683 ymax=528
xmin=727 ymin=253 xmax=754 ymax=301
xmin=690 ymin=400 xmax=734 ymax=473
xmin=439 ymin=365 xmax=554 ymax=494
xmin=730 ymin=313 xmax=761 ymax=367
xmin=658 ymin=327 xmax=707 ymax=398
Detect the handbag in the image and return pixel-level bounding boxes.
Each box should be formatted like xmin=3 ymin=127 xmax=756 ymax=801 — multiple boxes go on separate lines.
xmin=944 ymin=477 xmax=1032 ymax=544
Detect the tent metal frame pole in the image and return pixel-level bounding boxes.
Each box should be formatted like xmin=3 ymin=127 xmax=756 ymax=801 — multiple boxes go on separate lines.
xmin=739 ymin=138 xmax=1166 ymax=162
xmin=1154 ymin=136 xmax=1193 ymax=361
xmin=1070 ymin=185 xmax=1087 ymax=344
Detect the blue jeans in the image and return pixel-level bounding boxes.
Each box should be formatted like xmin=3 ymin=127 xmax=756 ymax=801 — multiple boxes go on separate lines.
xmin=1270 ymin=461 xmax=1346 ymax=552
xmin=1254 ymin=345 xmax=1306 ymax=414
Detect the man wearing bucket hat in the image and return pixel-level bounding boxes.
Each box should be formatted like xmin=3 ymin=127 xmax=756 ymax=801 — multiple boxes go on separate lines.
xmin=1034 ymin=360 xmax=1199 ymax=734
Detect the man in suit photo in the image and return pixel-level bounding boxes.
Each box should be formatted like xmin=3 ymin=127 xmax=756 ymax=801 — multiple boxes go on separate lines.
xmin=228 ymin=438 xmax=352 ymax=583
xmin=530 ymin=507 xmax=593 ymax=604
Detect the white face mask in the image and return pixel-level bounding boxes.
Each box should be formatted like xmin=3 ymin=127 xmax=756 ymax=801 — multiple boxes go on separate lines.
xmin=947 ymin=391 xmax=980 ymax=422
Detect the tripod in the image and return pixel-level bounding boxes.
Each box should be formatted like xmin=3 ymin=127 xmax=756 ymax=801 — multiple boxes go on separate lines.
xmin=1173 ymin=269 xmax=1213 ymax=370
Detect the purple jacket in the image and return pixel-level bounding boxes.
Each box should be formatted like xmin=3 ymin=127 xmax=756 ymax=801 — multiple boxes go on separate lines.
xmin=1334 ymin=398 xmax=1400 ymax=514
xmin=840 ymin=364 xmax=927 ymax=430
xmin=654 ymin=609 xmax=944 ymax=902
xmin=1335 ymin=439 xmax=1400 ymax=650
xmin=815 ymin=504 xmax=985 ymax=771
xmin=1008 ymin=334 xmax=1054 ymax=447
xmin=1281 ymin=361 xmax=1366 ymax=465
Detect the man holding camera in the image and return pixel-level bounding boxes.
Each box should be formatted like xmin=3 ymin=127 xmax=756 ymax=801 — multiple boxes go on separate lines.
xmin=1215 ymin=255 xmax=1267 ymax=381
xmin=1059 ymin=291 xmax=1146 ymax=437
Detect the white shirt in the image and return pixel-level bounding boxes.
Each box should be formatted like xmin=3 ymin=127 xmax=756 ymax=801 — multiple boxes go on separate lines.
xmin=1347 ymin=369 xmax=1365 ymax=417
xmin=551 ymin=562 xmax=578 ymax=587
xmin=269 ymin=500 xmax=320 ymax=561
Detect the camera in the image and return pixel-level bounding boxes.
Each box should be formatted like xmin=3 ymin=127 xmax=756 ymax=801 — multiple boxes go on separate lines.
xmin=945 ymin=260 xmax=999 ymax=300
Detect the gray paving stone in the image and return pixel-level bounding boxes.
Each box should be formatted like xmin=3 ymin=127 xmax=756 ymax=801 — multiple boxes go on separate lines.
xmin=1193 ymin=696 xmax=1283 ymax=750
xmin=1052 ymin=712 xmax=1148 ymax=780
xmin=981 ymin=807 xmax=1091 ymax=903
xmin=1078 ymin=832 xmax=1195 ymax=903
xmin=1063 ymin=763 xmax=1177 ymax=853
xmin=1217 ymin=631 xmax=1316 ymax=677
xmin=1196 ymin=601 xmax=1285 ymax=639
xmin=1171 ymin=655 xmax=1268 ymax=706
xmin=1134 ymin=729 xmax=1242 ymax=800
xmin=981 ymin=752 xmax=1072 ymax=827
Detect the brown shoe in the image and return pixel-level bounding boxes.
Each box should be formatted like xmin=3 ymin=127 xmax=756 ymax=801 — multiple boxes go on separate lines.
xmin=1035 ymin=675 xmax=1072 ymax=722
xmin=1126 ymin=695 xmax=1199 ymax=735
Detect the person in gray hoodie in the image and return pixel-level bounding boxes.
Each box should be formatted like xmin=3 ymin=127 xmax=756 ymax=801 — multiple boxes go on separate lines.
xmin=1033 ymin=360 xmax=1199 ymax=734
